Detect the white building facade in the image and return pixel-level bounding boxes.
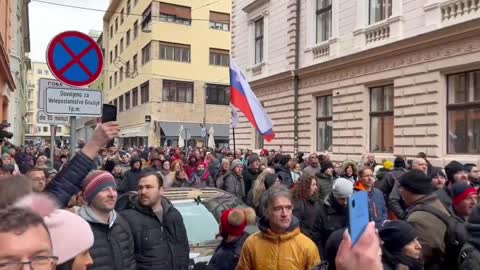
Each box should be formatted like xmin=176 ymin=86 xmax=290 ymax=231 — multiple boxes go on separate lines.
xmin=8 ymin=0 xmax=30 ymax=145
xmin=232 ymin=0 xmax=480 ymax=165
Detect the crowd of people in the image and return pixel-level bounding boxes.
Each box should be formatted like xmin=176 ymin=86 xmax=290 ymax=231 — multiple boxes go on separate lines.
xmin=1 ymin=121 xmax=480 ymax=270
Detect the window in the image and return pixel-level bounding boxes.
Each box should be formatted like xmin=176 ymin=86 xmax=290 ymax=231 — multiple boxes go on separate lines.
xmin=254 ymin=18 xmax=264 ymax=64
xmin=125 ymin=61 xmax=130 ymax=78
xmin=114 ymin=45 xmax=118 ymax=58
xmin=209 ymin=48 xmax=229 ymax=67
xmin=115 ymin=17 xmax=118 ymax=32
xmin=206 ymin=84 xmax=230 ymax=105
xmin=43 ymin=126 xmax=48 ymax=133
xmin=110 ymin=25 xmax=113 ymax=39
xmin=141 ymin=81 xmax=150 ymax=104
xmin=142 ymin=43 xmax=151 ymax=65
xmin=109 ymin=76 xmax=112 ymax=89
xmin=160 ymin=42 xmax=190 ymax=63
xmin=119 ymin=67 xmax=124 ymax=82
xmin=120 ymin=38 xmax=124 ymax=53
xmin=159 ymin=2 xmax=192 ymax=25
xmin=119 ymin=96 xmax=124 ymax=112
xmin=44 ymin=70 xmax=49 ymax=75
xmin=447 ymin=70 xmax=480 ymax=154
xmin=114 ymin=72 xmax=118 ymax=86
xmin=126 ymin=30 xmax=131 ymax=46
xmin=209 ymin=11 xmax=230 ymax=31
xmin=121 ymin=8 xmax=125 ymax=24
xmin=369 ymin=0 xmax=392 ymax=24
xmin=163 ymin=80 xmax=193 ymax=103
xmin=133 ymin=20 xmax=138 ymax=39
xmin=316 ymin=96 xmax=333 ymax=151
xmin=109 ymin=51 xmax=113 ymax=63
xmin=142 ymin=5 xmax=152 ymax=30
xmin=28 ymin=89 xmax=33 ymax=99
xmin=127 ymin=0 xmax=131 ymax=14
xmin=125 ymin=92 xmax=131 ymax=110
xmin=255 ymin=129 xmax=264 ymax=149
xmin=370 ymin=85 xmax=394 ymax=152
xmin=316 ymin=0 xmax=332 ymax=43
xmin=132 ymin=88 xmax=138 ymax=107
xmin=113 ymin=98 xmax=118 ymax=109
xmin=133 ymin=54 xmax=138 ymax=71
xmin=57 ymin=127 xmax=62 ymax=133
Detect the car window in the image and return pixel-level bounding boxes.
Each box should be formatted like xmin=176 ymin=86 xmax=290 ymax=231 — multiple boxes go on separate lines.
xmin=175 ymin=202 xmax=219 ymax=244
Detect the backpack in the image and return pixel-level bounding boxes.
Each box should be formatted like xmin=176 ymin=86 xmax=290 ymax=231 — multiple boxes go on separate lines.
xmin=458 ymin=243 xmax=480 ymax=270
xmin=413 ymin=204 xmax=468 ymax=269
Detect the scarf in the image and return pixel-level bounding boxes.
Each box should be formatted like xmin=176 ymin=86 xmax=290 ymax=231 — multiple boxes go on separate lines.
xmin=382 ymin=248 xmax=423 ymax=270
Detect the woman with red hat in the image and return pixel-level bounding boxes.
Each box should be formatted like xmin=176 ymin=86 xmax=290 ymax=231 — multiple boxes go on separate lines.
xmin=207 ymin=207 xmax=256 ymax=270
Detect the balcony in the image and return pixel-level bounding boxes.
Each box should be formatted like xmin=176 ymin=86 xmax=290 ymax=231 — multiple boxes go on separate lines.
xmin=441 ymin=0 xmax=480 ymax=21
xmin=353 ymin=15 xmax=402 ymax=48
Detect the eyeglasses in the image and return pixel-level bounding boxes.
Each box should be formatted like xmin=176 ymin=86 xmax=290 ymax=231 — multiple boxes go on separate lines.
xmin=0 ymin=256 xmax=58 ymax=270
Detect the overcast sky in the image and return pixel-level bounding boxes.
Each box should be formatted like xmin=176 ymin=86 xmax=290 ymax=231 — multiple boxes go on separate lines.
xmin=29 ymin=0 xmax=110 ymax=62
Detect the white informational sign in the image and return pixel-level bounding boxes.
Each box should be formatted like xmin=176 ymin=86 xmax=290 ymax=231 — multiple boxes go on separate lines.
xmin=45 ymin=88 xmax=103 ymax=116
xmin=37 ymin=110 xmax=69 ymax=124
xmin=38 ymin=78 xmax=75 ymax=110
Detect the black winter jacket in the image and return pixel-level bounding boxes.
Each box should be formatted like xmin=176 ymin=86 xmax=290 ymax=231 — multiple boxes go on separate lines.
xmin=312 ymin=193 xmax=348 ymax=258
xmin=275 ymin=165 xmax=293 ymax=187
xmin=123 ymin=169 xmax=143 ymax=192
xmin=120 ymin=196 xmax=189 ymax=270
xmin=46 ymin=151 xmax=96 ymax=208
xmin=206 ymin=233 xmax=249 ymax=270
xmin=375 ymin=168 xmax=406 ymax=208
xmin=78 ymin=208 xmax=136 ymax=270
xmin=242 ymin=167 xmax=260 ymax=195
xmin=293 ymin=197 xmax=319 ymax=241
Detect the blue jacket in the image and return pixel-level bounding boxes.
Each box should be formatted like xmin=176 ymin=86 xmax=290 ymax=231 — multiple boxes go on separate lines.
xmin=46 ymin=151 xmax=96 ymax=208
xmin=207 ymin=233 xmax=249 ymax=270
xmin=354 ymin=183 xmax=388 ymax=227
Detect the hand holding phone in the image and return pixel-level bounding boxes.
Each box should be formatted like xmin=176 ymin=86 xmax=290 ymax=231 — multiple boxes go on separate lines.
xmin=348 ymin=191 xmax=370 ymax=246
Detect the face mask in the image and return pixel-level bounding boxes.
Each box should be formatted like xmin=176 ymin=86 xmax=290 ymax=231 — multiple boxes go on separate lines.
xmin=196 ymin=169 xmax=205 ymax=175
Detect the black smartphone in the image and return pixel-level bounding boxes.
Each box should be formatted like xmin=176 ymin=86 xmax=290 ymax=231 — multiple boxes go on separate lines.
xmin=101 ymin=104 xmax=117 ymax=123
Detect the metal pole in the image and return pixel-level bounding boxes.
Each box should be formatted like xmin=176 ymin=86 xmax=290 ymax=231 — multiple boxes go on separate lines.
xmin=70 ymin=117 xmax=76 ymax=159
xmin=232 ymin=127 xmax=236 ymax=156
xmin=50 ymin=124 xmax=55 ymax=164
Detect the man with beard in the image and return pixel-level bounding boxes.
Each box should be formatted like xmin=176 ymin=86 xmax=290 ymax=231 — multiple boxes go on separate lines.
xmin=465 ymin=163 xmax=480 ymax=188
xmin=78 ymin=170 xmax=136 ymax=270
xmin=243 ymin=154 xmax=262 ymax=195
xmin=436 ymin=161 xmax=470 ymax=211
xmin=121 ymin=172 xmax=189 ymax=270
xmin=303 ymin=153 xmax=321 ymax=177
xmin=450 ymin=183 xmax=478 ymax=222
xmin=236 ymin=186 xmax=320 ymax=270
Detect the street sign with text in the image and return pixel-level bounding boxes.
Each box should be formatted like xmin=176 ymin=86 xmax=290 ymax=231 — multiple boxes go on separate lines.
xmin=45 ymin=88 xmax=103 ymax=116
xmin=37 ymin=110 xmax=69 ymax=125
xmin=38 ymin=78 xmax=75 ymax=110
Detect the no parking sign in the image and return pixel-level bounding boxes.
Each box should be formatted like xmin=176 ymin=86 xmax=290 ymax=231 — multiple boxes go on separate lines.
xmin=46 ymin=31 xmax=103 ymax=87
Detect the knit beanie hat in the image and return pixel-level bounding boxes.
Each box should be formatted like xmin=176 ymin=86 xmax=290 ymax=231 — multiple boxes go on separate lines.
xmin=445 ymin=161 xmax=465 ymax=183
xmin=429 ymin=167 xmax=446 ymax=180
xmin=399 ymin=170 xmax=434 ymax=195
xmin=231 ymin=159 xmax=243 ymax=170
xmin=452 ymin=183 xmax=478 ymax=206
xmin=264 ymin=174 xmax=277 ymax=190
xmin=394 ymin=157 xmax=406 ymax=169
xmin=220 ymin=207 xmax=256 ymax=237
xmin=379 ymin=220 xmax=417 ymax=253
xmin=383 ymin=160 xmax=394 ymax=171
xmin=14 ymin=194 xmax=94 ymax=264
xmin=278 ymin=155 xmax=291 ymax=167
xmin=325 ymin=229 xmax=346 ymax=268
xmin=321 ymin=161 xmax=334 ymax=173
xmin=332 ymin=177 xmax=354 ymax=198
xmin=247 ymin=154 xmax=260 ymax=166
xmin=82 ymin=170 xmax=117 ymax=204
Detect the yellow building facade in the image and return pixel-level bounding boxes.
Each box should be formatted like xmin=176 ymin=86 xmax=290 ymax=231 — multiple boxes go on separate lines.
xmin=103 ymin=0 xmax=231 ymax=147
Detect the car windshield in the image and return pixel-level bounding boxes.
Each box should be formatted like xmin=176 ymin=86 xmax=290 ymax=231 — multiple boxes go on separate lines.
xmin=174 ymin=201 xmax=219 ymax=245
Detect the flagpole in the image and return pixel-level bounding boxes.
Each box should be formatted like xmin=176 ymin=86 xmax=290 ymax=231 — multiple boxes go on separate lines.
xmin=232 ymin=127 xmax=236 ymax=156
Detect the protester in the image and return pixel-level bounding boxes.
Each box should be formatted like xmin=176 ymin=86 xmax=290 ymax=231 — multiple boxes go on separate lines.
xmin=451 ymin=183 xmax=478 ymax=222
xmin=45 ymin=168 xmax=58 ymax=185
xmin=289 ymin=159 xmax=302 ymax=183
xmin=292 ymin=174 xmax=319 ymax=240
xmin=120 ymin=153 xmax=131 ymax=174
xmin=459 ymin=206 xmax=480 ymax=269
xmin=123 ymin=157 xmax=143 ymax=192
xmin=275 ymin=155 xmax=293 ymax=187
xmin=316 ymin=161 xmax=336 ymax=201
xmin=379 ymin=220 xmax=423 ymax=270
xmin=465 ymin=163 xmax=480 ymax=188
xmin=172 ymin=170 xmax=190 ymax=187
xmin=207 ymin=207 xmax=256 ymax=270
xmin=429 ymin=167 xmax=447 ymax=190
xmin=236 ymin=185 xmax=321 ymax=269
xmin=354 ymin=167 xmax=387 ymax=227
xmin=437 ymin=161 xmax=470 ymax=211
xmin=25 ymin=167 xmax=47 ymax=192
xmin=376 ymin=156 xmax=407 ymax=208
xmin=340 ymin=161 xmax=357 ymax=184
xmin=304 ymin=153 xmax=321 ymax=176
xmin=78 ymin=170 xmax=136 ymax=270
xmin=158 ymin=159 xmax=174 ymax=188
xmin=242 ymin=154 xmax=261 ymax=195
xmin=215 ymin=158 xmax=230 ymax=189
xmin=120 ymin=171 xmax=189 ymax=270
xmin=246 ymin=169 xmax=276 ymax=216
xmin=363 ymin=153 xmax=377 ymax=168
xmin=375 ymin=160 xmax=393 ymax=182
xmin=224 ymin=159 xmax=246 ymax=202
xmin=189 ymin=162 xmax=214 ymax=188
xmin=312 ymin=177 xmax=353 ymax=256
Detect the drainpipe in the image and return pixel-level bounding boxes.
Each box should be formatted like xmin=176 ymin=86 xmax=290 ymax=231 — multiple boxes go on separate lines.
xmin=293 ymin=0 xmax=301 ymax=155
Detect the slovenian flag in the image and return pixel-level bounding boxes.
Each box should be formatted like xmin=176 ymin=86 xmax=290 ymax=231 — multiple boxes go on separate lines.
xmin=230 ymin=60 xmax=275 ymax=142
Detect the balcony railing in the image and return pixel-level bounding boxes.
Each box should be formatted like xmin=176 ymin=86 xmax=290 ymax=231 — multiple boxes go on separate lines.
xmin=312 ymin=44 xmax=330 ymax=58
xmin=441 ymin=0 xmax=480 ymax=21
xmin=365 ymin=24 xmax=391 ymax=43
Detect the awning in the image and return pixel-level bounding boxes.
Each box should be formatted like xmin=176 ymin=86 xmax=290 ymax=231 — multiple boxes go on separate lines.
xmin=160 ymin=122 xmax=229 ymax=138
xmin=119 ymin=125 xmax=149 ymax=138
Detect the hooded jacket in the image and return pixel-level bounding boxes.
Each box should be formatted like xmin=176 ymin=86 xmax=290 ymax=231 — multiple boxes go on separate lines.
xmin=354 ymin=182 xmax=388 ymax=227
xmin=236 ymin=216 xmax=320 ymax=270
xmin=78 ymin=206 xmax=136 ymax=270
xmin=315 ymin=173 xmax=335 ymax=202
xmin=275 ymin=165 xmax=293 ymax=187
xmin=120 ymin=195 xmax=189 ymax=270
xmin=293 ymin=196 xmax=319 ymax=241
xmin=122 ymin=158 xmax=143 ymax=192
xmin=223 ymin=171 xmax=246 ymax=202
xmin=206 ymin=232 xmax=249 ymax=270
xmin=243 ymin=167 xmax=261 ymax=195
xmin=340 ymin=161 xmax=357 ymax=183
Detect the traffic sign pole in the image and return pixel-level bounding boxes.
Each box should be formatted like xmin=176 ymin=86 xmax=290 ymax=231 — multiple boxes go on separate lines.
xmin=50 ymin=124 xmax=56 ymax=163
xmin=70 ymin=117 xmax=76 ymax=160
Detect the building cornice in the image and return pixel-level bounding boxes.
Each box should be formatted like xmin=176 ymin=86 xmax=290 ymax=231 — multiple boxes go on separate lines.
xmin=104 ymin=0 xmax=122 ymax=22
xmin=250 ymin=70 xmax=293 ymax=88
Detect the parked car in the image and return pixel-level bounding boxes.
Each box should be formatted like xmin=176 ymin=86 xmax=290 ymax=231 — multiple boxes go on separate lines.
xmin=117 ymin=187 xmax=257 ymax=270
